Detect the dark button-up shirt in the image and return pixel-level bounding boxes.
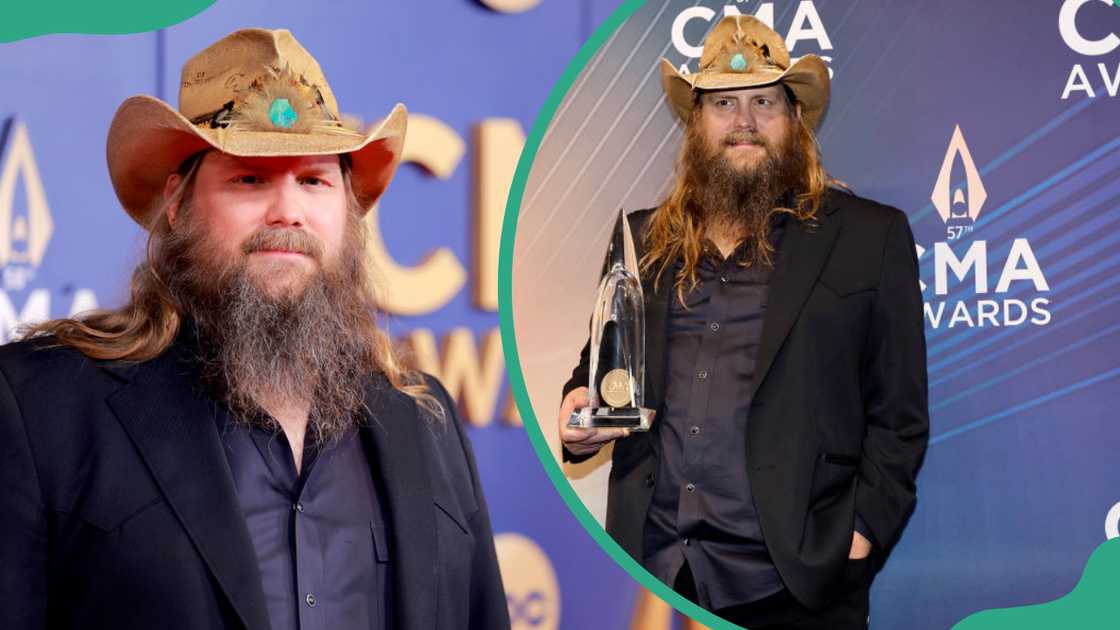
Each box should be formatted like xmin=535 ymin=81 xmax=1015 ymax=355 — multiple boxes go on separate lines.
xmin=217 ymin=412 xmax=390 ymax=630
xmin=643 ymin=216 xmax=787 ymax=611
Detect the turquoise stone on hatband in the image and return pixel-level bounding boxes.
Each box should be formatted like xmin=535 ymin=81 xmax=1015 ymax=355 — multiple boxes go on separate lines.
xmin=730 ymin=53 xmax=748 ymax=71
xmin=268 ymin=98 xmax=298 ymax=128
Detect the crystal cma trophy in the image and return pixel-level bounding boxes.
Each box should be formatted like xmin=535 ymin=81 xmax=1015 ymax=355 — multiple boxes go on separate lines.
xmin=568 ymin=210 xmax=654 ymax=431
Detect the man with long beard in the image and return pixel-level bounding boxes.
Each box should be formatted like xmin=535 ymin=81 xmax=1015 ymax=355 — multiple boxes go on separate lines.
xmin=559 ymin=16 xmax=928 ymax=629
xmin=0 ymin=29 xmax=509 ymax=630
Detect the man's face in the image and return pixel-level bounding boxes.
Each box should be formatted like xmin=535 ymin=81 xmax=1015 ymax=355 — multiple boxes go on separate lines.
xmin=697 ymin=84 xmax=798 ymax=172
xmin=168 ymin=152 xmax=350 ymax=298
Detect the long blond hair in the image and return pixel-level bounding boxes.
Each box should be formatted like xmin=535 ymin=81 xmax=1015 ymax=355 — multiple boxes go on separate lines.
xmin=21 ymin=153 xmax=440 ymax=417
xmin=641 ymin=98 xmax=838 ymax=305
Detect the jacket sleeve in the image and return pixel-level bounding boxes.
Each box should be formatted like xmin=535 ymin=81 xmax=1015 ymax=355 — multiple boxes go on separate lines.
xmin=0 ymin=367 xmax=48 ymax=629
xmin=856 ymin=210 xmax=930 ymax=557
xmin=560 ymin=339 xmax=592 ymax=404
xmin=438 ymin=382 xmax=512 ymax=629
xmin=559 ymin=337 xmax=595 ymax=462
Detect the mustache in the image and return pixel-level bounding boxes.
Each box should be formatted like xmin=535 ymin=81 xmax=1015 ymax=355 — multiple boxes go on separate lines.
xmin=241 ymin=228 xmax=324 ymax=260
xmin=721 ymin=131 xmax=771 ymax=148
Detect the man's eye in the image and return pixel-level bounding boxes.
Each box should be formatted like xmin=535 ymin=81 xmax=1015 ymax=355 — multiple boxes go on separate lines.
xmin=234 ymin=175 xmax=262 ymax=184
xmin=755 ymin=98 xmax=772 ymax=107
xmin=716 ymin=99 xmax=732 ymax=107
xmin=302 ymin=177 xmax=325 ymax=186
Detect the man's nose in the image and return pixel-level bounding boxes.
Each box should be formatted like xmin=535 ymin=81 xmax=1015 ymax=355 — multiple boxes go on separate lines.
xmin=732 ymin=102 xmax=757 ymax=131
xmin=264 ymin=178 xmax=307 ymax=228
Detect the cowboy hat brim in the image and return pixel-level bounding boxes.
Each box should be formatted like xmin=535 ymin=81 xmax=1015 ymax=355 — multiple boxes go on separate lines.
xmin=660 ymin=55 xmax=830 ymax=130
xmin=106 ymin=96 xmax=407 ymax=228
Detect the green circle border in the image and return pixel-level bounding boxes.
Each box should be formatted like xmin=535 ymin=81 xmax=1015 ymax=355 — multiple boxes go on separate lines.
xmin=496 ymin=1 xmax=743 ymax=628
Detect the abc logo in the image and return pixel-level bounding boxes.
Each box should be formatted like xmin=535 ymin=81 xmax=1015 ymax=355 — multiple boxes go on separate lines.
xmin=494 ymin=533 xmax=560 ymax=630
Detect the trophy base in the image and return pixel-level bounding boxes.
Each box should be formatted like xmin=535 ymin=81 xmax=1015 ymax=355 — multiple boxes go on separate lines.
xmin=567 ymin=406 xmax=654 ymax=431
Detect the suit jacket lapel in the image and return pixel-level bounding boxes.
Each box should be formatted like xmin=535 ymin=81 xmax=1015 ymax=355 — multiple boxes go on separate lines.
xmin=753 ymin=209 xmax=842 ymax=399
xmin=360 ymin=378 xmax=437 ymax=630
xmin=105 ymin=344 xmax=270 ymax=630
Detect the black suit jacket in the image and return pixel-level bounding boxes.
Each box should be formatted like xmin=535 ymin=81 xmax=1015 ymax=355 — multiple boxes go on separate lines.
xmin=0 ymin=335 xmax=510 ymax=630
xmin=563 ymin=188 xmax=929 ymax=609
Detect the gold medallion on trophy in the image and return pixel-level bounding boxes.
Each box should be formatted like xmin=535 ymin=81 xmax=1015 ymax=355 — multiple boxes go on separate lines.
xmin=600 ymin=368 xmax=633 ymax=408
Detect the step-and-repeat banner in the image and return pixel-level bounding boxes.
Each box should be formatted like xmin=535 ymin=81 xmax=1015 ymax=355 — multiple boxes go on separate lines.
xmin=512 ymin=1 xmax=1120 ymax=628
xmin=0 ymin=2 xmax=645 ymax=629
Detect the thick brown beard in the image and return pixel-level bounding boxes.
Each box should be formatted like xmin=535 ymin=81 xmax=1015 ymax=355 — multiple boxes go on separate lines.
xmin=681 ymin=114 xmax=806 ymax=265
xmin=159 ymin=206 xmax=378 ymax=446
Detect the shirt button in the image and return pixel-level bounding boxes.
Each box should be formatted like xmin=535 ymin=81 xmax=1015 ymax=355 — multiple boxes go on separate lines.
xmin=709 ymin=322 xmax=720 ymax=332
xmin=305 ymin=593 xmax=317 ymax=607
xmin=697 ymin=370 xmax=708 ymax=380
xmin=720 ymin=276 xmax=728 ymax=284
xmin=683 ymin=538 xmax=691 ymax=546
xmin=685 ymin=483 xmax=696 ymax=493
xmin=293 ymin=503 xmax=304 ymax=513
xmin=689 ymin=425 xmax=700 ymax=436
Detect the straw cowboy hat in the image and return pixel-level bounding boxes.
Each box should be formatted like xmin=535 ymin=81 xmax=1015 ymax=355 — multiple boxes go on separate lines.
xmin=107 ymin=28 xmax=406 ymax=228
xmin=660 ymin=15 xmax=830 ymax=130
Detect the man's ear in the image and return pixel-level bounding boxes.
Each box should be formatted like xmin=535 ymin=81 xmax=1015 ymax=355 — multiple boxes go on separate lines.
xmin=163 ymin=173 xmax=183 ymax=227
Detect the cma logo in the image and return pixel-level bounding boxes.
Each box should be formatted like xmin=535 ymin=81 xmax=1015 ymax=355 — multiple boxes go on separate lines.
xmin=670 ymin=2 xmax=834 ymax=76
xmin=0 ymin=118 xmax=98 ymax=342
xmin=931 ymin=125 xmax=986 ymax=242
xmin=918 ymin=127 xmax=1051 ymax=329
xmin=1058 ymin=0 xmax=1120 ymax=99
xmin=494 ymin=533 xmax=560 ymax=630
xmin=0 ymin=119 xmax=53 ymax=289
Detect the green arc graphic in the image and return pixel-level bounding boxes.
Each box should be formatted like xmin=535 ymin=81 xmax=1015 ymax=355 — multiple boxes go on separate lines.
xmin=1 ymin=0 xmax=215 ymax=43
xmin=954 ymin=537 xmax=1120 ymax=629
